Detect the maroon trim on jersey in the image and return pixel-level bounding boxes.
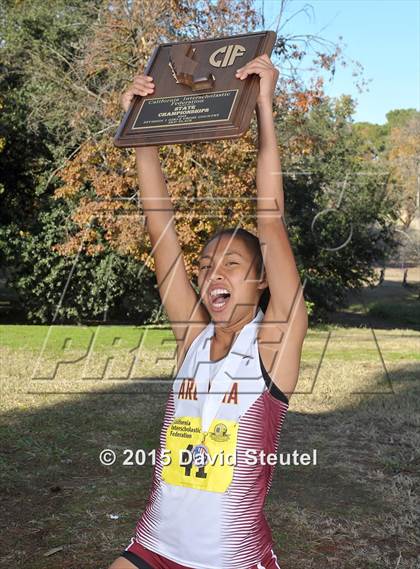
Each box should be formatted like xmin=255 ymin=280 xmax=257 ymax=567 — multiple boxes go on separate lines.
xmin=124 ymin=539 xmax=195 ymax=569
xmin=221 ymin=391 xmax=288 ymax=568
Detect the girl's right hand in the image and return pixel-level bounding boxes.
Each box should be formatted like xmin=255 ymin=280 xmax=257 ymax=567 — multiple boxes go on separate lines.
xmin=120 ymin=74 xmax=155 ymax=112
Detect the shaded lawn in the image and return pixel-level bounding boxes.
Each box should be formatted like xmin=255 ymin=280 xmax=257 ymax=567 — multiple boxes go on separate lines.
xmin=327 ymin=267 xmax=420 ymax=332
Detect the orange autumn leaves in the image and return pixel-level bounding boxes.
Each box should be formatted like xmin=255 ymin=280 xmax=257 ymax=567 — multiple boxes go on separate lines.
xmin=53 ymin=96 xmax=326 ymax=278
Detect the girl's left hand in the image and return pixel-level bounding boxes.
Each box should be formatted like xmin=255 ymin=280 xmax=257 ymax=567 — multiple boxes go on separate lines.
xmin=235 ymin=54 xmax=279 ymax=105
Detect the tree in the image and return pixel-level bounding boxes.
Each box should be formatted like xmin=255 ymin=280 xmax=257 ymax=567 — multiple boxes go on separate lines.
xmin=386 ymin=113 xmax=420 ymax=229
xmin=1 ymin=203 xmax=163 ymax=323
xmin=274 ymin=94 xmax=400 ymax=315
xmin=352 ymin=122 xmax=389 ymax=159
xmin=386 ymin=108 xmax=419 ymax=130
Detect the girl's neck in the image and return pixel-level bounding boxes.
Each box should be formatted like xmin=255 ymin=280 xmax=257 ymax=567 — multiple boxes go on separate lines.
xmin=212 ymin=307 xmax=257 ymax=346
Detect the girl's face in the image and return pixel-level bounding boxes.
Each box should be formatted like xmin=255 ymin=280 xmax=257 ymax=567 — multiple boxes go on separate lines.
xmin=197 ymin=234 xmax=267 ymax=323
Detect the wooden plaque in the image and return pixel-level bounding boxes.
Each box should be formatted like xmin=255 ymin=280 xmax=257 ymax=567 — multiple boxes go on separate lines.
xmin=114 ymin=30 xmax=276 ymax=147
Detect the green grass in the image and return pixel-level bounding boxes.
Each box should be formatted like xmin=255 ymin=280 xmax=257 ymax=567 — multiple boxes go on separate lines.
xmin=0 ymin=324 xmax=171 ymax=353
xmin=2 ymin=324 xmax=418 ymax=363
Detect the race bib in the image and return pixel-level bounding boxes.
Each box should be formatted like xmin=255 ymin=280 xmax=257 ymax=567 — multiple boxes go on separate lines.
xmin=162 ymin=416 xmax=239 ymax=493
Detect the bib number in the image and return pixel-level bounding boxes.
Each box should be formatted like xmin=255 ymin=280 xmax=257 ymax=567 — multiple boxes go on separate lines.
xmin=162 ymin=416 xmax=239 ymax=493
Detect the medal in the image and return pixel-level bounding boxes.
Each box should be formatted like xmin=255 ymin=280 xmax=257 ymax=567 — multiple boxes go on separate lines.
xmin=191 ymin=443 xmax=210 ymax=467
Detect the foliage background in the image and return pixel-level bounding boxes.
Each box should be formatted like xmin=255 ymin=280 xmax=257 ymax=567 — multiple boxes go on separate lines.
xmin=0 ymin=0 xmax=417 ymax=324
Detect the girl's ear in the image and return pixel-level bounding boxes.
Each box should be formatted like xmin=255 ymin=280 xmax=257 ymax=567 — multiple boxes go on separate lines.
xmin=257 ymin=268 xmax=268 ymax=291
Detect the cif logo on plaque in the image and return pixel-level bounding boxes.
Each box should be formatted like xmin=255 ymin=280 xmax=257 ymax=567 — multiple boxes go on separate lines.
xmin=209 ymin=44 xmax=246 ymax=68
xmin=113 ymin=31 xmax=276 ymax=147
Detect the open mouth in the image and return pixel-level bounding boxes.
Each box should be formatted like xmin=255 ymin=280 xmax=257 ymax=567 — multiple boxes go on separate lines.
xmin=208 ymin=288 xmax=231 ymax=310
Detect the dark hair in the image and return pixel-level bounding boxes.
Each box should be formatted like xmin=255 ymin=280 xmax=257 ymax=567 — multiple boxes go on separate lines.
xmin=201 ymin=227 xmax=271 ymax=313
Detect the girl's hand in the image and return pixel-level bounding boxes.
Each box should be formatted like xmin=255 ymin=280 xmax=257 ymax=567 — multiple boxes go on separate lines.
xmin=235 ymin=54 xmax=279 ymax=106
xmin=120 ymin=74 xmax=155 ymax=112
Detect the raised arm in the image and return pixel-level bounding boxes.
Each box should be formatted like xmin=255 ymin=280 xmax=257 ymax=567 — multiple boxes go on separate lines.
xmin=121 ymin=76 xmax=208 ymax=351
xmin=236 ymin=56 xmax=308 ymax=399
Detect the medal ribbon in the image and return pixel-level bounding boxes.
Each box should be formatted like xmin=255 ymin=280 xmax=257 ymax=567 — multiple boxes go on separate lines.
xmin=199 ymin=308 xmax=264 ymax=440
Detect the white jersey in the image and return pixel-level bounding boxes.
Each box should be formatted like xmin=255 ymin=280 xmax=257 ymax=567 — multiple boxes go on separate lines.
xmin=126 ymin=307 xmax=289 ymax=568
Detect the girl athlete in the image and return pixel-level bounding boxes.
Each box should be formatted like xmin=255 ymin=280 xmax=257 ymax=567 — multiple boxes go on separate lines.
xmin=109 ymin=54 xmax=308 ymax=569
